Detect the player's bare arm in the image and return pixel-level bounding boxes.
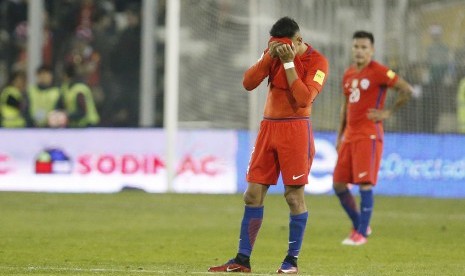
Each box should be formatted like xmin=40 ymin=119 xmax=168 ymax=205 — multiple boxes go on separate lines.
xmin=367 ymin=77 xmax=413 ymax=122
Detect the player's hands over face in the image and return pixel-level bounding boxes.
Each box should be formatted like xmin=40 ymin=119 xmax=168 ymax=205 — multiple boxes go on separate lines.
xmin=367 ymin=108 xmax=391 ymax=122
xmin=268 ymin=41 xmax=281 ymax=58
xmin=276 ymin=43 xmax=296 ymax=63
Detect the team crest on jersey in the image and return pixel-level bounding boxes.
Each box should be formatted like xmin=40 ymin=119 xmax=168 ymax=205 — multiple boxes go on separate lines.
xmin=360 ymin=78 xmax=370 ymax=90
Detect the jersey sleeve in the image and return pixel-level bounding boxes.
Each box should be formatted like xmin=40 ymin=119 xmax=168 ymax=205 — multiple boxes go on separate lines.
xmin=375 ymin=63 xmax=399 ymax=88
xmin=303 ymin=53 xmax=329 ymax=93
xmin=289 ymin=52 xmax=329 ymax=105
xmin=242 ymin=50 xmax=273 ymax=91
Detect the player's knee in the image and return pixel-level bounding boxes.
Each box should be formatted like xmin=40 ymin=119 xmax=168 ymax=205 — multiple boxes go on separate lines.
xmin=360 ymin=183 xmax=373 ymax=191
xmin=243 ymin=190 xmax=261 ymax=206
xmin=284 ymin=192 xmax=305 ymax=210
xmin=333 ymin=182 xmax=347 ymax=193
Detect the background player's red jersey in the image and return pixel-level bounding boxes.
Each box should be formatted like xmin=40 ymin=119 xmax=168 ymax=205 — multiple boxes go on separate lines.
xmin=342 ymin=60 xmax=399 ymax=142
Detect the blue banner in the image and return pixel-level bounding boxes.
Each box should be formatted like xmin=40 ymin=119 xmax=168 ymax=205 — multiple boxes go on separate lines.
xmin=237 ymin=131 xmax=465 ymax=198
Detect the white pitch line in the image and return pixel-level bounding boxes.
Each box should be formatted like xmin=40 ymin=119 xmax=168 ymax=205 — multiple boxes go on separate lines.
xmin=0 ymin=266 xmax=325 ymax=275
xmin=0 ymin=266 xmax=171 ymax=274
xmin=195 ymin=272 xmax=276 ymax=276
xmin=0 ymin=266 xmax=275 ymax=275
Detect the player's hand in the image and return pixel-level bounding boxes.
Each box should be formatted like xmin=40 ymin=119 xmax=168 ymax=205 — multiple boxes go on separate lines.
xmin=276 ymin=43 xmax=296 ymax=63
xmin=268 ymin=41 xmax=281 ymax=58
xmin=367 ymin=108 xmax=391 ymax=122
xmin=47 ymin=110 xmax=68 ymax=128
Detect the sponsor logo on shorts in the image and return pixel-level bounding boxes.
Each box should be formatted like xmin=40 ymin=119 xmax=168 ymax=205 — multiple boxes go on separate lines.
xmin=292 ymin=174 xmax=305 ymax=180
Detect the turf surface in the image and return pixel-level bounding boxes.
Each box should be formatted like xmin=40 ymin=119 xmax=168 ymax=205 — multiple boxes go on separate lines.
xmin=0 ymin=192 xmax=464 ymax=275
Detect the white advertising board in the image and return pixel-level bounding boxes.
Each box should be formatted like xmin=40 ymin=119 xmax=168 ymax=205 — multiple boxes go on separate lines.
xmin=0 ymin=129 xmax=237 ymax=193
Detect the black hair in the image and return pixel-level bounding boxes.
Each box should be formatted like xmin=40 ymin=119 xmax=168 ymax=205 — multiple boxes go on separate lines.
xmin=269 ymin=16 xmax=300 ymax=38
xmin=353 ymin=31 xmax=374 ymax=44
xmin=36 ymin=64 xmax=53 ymax=74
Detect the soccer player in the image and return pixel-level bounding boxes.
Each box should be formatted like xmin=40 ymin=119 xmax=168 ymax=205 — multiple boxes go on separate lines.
xmin=208 ymin=17 xmax=329 ymax=274
xmin=333 ymin=31 xmax=413 ymax=245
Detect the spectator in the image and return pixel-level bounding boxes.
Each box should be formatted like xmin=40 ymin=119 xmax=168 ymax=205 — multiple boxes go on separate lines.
xmin=9 ymin=12 xmax=54 ymax=71
xmin=109 ymin=3 xmax=141 ymax=127
xmin=90 ymin=7 xmax=118 ymax=125
xmin=59 ymin=64 xmax=100 ymax=127
xmin=1 ymin=0 xmax=27 ymax=71
xmin=0 ymin=70 xmax=29 ymax=127
xmin=28 ymin=65 xmax=61 ymax=127
xmin=398 ymin=62 xmax=426 ymax=132
xmin=423 ymin=24 xmax=452 ymax=132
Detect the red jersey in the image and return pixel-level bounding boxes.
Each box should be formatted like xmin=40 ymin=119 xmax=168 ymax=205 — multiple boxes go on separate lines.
xmin=342 ymin=60 xmax=398 ymax=142
xmin=243 ymin=44 xmax=329 ymax=118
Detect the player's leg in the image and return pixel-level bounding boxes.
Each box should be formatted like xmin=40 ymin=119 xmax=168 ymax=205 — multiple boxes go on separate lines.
xmin=355 ymin=139 xmax=382 ymax=238
xmin=342 ymin=139 xmax=382 ymax=245
xmin=209 ymin=120 xmax=276 ymax=273
xmin=334 ymin=181 xmax=360 ymax=231
xmin=276 ymin=185 xmax=307 ymax=274
xmin=358 ymin=183 xmax=374 ymax=237
xmin=274 ymin=119 xmax=311 ymax=274
xmin=208 ymin=183 xmax=268 ymax=273
xmin=236 ymin=182 xmax=269 ymax=259
xmin=285 ymin=185 xmax=308 ymax=254
xmin=333 ymin=142 xmax=360 ymax=232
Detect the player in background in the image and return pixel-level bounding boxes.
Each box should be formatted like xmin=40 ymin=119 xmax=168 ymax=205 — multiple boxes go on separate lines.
xmin=208 ymin=17 xmax=329 ymax=274
xmin=333 ymin=31 xmax=413 ymax=246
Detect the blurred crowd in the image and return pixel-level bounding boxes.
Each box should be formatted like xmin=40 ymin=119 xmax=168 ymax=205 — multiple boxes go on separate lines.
xmin=0 ymin=0 xmax=166 ymax=128
xmin=1 ymin=0 xmax=465 ymax=133
xmin=396 ymin=24 xmax=465 ymax=133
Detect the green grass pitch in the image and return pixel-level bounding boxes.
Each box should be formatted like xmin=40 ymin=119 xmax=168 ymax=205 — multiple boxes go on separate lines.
xmin=0 ymin=191 xmax=464 ymax=275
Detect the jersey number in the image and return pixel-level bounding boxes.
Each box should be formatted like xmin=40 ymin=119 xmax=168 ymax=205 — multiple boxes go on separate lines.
xmin=349 ymin=88 xmax=360 ymax=103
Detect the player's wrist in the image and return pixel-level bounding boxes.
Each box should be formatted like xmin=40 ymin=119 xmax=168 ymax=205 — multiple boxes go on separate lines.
xmin=283 ymin=61 xmax=295 ymax=70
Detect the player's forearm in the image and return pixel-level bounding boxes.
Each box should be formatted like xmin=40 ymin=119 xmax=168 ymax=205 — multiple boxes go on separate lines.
xmin=285 ymin=65 xmax=318 ymax=108
xmin=289 ymin=79 xmax=318 ymax=108
xmin=391 ymin=92 xmax=410 ymax=113
xmin=386 ymin=85 xmax=412 ymax=116
xmin=387 ymin=78 xmax=413 ymax=114
xmin=243 ymin=52 xmax=273 ymax=91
